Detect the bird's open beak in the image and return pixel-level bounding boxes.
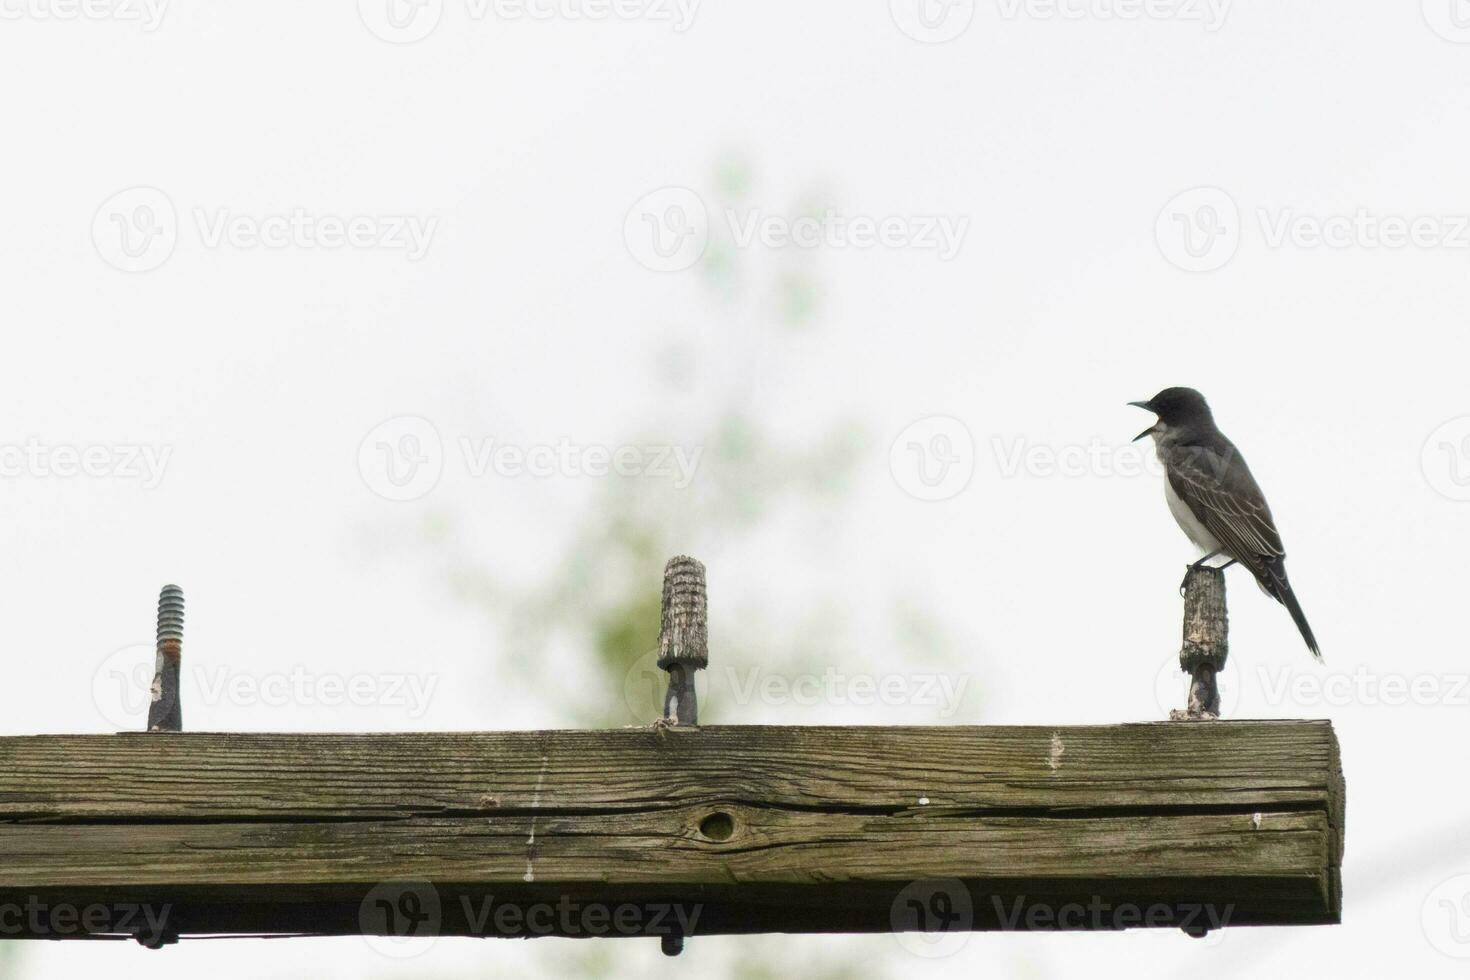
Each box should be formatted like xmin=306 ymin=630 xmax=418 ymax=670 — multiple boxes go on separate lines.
xmin=1128 ymin=401 xmax=1158 ymax=442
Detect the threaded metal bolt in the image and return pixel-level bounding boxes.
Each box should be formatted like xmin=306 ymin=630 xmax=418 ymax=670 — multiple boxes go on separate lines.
xmin=157 ymin=584 xmax=185 ymax=648
xmin=149 ymin=585 xmax=184 ymax=732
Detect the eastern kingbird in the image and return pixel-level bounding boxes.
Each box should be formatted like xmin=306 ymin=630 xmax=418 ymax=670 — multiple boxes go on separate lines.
xmin=1130 ymin=387 xmax=1320 ymax=660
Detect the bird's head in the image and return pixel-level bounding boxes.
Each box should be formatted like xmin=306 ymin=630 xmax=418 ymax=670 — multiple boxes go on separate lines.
xmin=1129 ymin=387 xmax=1213 ymax=442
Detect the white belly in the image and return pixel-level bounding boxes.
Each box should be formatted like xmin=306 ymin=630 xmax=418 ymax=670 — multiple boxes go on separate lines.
xmin=1165 ymin=479 xmax=1222 ymax=553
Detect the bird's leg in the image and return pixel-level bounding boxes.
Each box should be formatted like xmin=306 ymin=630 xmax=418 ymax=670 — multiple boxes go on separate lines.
xmin=1180 ymin=551 xmax=1230 ymax=594
xmin=1190 ymin=550 xmax=1223 ymax=570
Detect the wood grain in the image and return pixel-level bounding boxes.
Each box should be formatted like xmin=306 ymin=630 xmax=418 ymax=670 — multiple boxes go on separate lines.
xmin=0 ymin=722 xmax=1343 ymax=940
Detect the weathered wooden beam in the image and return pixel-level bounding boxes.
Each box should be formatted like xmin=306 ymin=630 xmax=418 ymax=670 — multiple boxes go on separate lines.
xmin=0 ymin=722 xmax=1342 ymax=941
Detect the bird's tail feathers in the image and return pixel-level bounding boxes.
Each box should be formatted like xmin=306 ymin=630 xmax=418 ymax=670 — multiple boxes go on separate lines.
xmin=1259 ymin=559 xmax=1322 ymax=662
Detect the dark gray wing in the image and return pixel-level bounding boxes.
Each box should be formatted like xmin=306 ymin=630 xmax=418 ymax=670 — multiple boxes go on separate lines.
xmin=1168 ymin=441 xmax=1319 ymax=660
xmin=1165 ymin=443 xmax=1284 ymax=568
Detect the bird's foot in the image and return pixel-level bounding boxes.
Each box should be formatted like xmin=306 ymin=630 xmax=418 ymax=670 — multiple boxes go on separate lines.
xmin=1181 ymin=557 xmax=1239 ymax=593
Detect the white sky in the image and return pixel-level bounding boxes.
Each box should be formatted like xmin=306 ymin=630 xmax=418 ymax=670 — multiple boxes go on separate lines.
xmin=4 ymin=0 xmax=1470 ymax=977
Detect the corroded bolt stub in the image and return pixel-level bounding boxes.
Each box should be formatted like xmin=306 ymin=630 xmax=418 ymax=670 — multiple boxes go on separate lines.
xmin=1175 ymin=566 xmax=1227 ymax=722
xmin=1179 ymin=566 xmax=1227 ymax=673
xmin=658 ymin=556 xmax=707 ymax=670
